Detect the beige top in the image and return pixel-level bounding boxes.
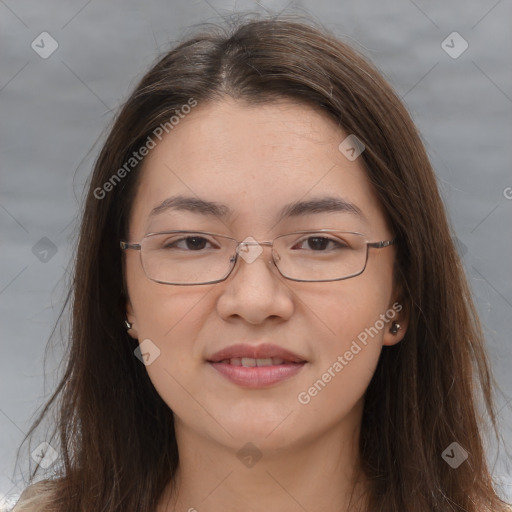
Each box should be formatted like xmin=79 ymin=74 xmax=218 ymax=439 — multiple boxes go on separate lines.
xmin=10 ymin=480 xmax=57 ymax=512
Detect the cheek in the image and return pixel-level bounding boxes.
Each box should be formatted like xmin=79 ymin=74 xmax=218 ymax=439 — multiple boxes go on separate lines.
xmin=126 ymin=253 xmax=209 ymax=340
xmin=310 ymin=291 xmax=388 ymax=383
xmin=296 ymin=303 xmax=386 ymax=422
xmin=127 ymin=279 xmax=214 ymax=418
xmin=296 ymin=265 xmax=394 ymax=409
xmin=125 ymin=255 xmax=213 ymax=390
xmin=305 ymin=268 xmax=393 ymax=356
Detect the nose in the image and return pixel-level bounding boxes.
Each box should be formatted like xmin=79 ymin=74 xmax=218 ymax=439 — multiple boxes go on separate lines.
xmin=216 ymin=242 xmax=294 ymax=325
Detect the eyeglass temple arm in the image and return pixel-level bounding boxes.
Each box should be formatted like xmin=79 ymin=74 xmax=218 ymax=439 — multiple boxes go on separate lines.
xmin=367 ymin=238 xmax=397 ymax=249
xmin=120 ymin=241 xmax=141 ymax=250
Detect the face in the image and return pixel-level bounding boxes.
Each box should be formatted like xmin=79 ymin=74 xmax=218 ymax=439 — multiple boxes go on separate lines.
xmin=124 ymin=97 xmax=407 ymax=452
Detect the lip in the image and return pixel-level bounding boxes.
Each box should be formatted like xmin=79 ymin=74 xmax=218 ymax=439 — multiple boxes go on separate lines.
xmin=207 ymin=343 xmax=307 ymax=389
xmin=208 ymin=343 xmax=306 ymax=363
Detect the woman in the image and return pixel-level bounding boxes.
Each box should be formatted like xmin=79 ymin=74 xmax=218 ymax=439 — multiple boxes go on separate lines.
xmin=12 ymin=16 xmax=510 ymax=512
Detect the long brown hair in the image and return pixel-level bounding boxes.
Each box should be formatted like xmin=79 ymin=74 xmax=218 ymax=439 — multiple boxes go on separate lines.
xmin=14 ymin=14 xmax=510 ymax=512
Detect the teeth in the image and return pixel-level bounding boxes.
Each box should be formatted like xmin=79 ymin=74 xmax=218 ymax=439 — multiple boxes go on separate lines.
xmin=225 ymin=357 xmax=287 ymax=367
xmin=255 ymin=358 xmax=273 ymax=367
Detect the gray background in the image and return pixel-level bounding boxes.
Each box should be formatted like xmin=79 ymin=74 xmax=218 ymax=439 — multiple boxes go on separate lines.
xmin=1 ymin=0 xmax=511 ymax=508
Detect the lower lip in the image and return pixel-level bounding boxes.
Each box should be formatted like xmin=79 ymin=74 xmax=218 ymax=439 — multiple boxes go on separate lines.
xmin=208 ymin=362 xmax=306 ymax=388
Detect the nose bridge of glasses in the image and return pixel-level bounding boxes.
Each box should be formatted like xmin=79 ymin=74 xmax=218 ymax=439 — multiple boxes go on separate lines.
xmin=235 ymin=238 xmax=278 ymax=265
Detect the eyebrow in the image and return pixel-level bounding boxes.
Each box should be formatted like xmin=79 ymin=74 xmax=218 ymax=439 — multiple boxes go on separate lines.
xmin=149 ymin=194 xmax=366 ymax=223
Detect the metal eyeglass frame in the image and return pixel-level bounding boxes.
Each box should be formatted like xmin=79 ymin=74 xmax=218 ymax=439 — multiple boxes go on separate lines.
xmin=120 ymin=229 xmax=397 ymax=285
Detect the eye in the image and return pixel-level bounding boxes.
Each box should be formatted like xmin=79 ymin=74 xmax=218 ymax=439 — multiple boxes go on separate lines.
xmin=292 ymin=235 xmax=350 ymax=251
xmin=162 ymin=235 xmax=219 ymax=251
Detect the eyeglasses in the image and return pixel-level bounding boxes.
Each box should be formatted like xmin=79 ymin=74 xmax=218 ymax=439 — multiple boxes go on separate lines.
xmin=120 ymin=229 xmax=396 ymax=285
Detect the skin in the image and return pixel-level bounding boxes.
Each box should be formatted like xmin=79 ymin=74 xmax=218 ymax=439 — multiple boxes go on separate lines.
xmin=124 ymin=97 xmax=408 ymax=512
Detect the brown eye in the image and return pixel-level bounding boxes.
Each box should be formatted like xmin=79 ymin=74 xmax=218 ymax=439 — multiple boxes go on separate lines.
xmin=180 ymin=236 xmax=208 ymax=250
xmin=162 ymin=236 xmax=216 ymax=251
xmin=292 ymin=236 xmax=349 ymax=251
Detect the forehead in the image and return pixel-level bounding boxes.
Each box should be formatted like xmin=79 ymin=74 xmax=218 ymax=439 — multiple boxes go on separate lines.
xmin=128 ymin=98 xmax=389 ymax=237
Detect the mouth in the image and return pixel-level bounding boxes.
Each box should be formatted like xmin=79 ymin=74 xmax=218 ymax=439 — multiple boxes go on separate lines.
xmin=215 ymin=357 xmax=298 ymax=367
xmin=207 ymin=344 xmax=307 ymax=388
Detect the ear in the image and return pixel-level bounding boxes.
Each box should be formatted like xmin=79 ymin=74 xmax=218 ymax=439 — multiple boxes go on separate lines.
xmin=126 ymin=299 xmax=139 ymax=340
xmin=382 ymin=299 xmax=409 ymax=347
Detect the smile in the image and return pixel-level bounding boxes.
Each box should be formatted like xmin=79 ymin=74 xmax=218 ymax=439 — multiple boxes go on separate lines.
xmin=207 ymin=344 xmax=307 ymax=388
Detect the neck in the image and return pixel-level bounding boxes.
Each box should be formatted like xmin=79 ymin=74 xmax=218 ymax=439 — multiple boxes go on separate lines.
xmin=158 ymin=411 xmax=369 ymax=512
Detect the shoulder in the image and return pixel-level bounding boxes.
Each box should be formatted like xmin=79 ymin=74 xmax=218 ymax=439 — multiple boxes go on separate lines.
xmin=10 ymin=479 xmax=58 ymax=512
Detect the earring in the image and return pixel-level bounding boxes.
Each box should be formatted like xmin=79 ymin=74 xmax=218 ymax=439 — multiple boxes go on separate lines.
xmin=124 ymin=320 xmax=133 ymax=330
xmin=389 ymin=322 xmax=401 ymax=335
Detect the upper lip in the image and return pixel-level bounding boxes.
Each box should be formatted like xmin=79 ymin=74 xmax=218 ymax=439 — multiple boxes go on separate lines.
xmin=207 ymin=343 xmax=307 ymax=363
